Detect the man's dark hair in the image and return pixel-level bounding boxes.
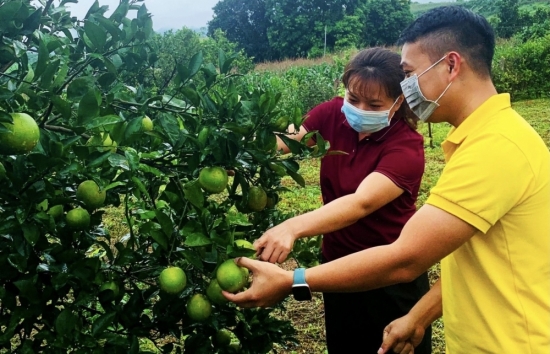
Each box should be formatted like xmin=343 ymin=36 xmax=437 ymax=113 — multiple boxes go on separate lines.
xmin=397 ymin=6 xmax=495 ymax=78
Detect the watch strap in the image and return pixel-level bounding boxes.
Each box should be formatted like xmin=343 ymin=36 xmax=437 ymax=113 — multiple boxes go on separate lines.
xmin=293 ymin=268 xmax=307 ymax=285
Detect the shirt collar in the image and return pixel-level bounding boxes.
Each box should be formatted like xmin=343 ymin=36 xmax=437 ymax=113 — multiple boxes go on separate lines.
xmin=445 ymin=93 xmax=511 ymax=145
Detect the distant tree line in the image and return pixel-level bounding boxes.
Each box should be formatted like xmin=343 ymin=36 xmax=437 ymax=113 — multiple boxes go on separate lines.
xmin=207 ymin=0 xmax=413 ymax=62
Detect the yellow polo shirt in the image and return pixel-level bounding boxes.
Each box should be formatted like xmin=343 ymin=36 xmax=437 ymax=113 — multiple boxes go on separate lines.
xmin=426 ymin=94 xmax=550 ymax=353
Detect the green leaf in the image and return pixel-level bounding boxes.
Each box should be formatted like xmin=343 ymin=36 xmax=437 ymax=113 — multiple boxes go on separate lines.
xmin=88 ymin=151 xmax=112 ymax=168
xmin=22 ymin=224 xmax=40 ymax=246
xmin=158 ymin=114 xmax=181 ymax=147
xmin=278 ymin=134 xmax=303 ymax=154
xmin=182 ymin=250 xmax=203 ymax=270
xmin=67 ymin=77 xmax=95 ymax=101
xmin=84 ymin=20 xmax=107 ymax=51
xmin=131 ymin=176 xmax=151 ymax=201
xmin=150 ymin=230 xmax=168 ymax=250
xmin=108 ymin=155 xmax=129 ymax=172
xmin=125 ymin=149 xmax=140 ymax=171
xmin=286 ymin=169 xmax=306 ymax=188
xmin=85 ymin=115 xmax=121 ymax=130
xmin=40 ymin=59 xmax=60 ymax=89
xmin=77 ymin=89 xmax=101 ymax=126
xmin=35 ymin=39 xmax=49 ymax=80
xmin=182 ymin=180 xmax=204 ymax=209
xmin=0 ymin=2 xmax=23 ymax=25
xmin=155 ymin=210 xmax=173 ymax=238
xmin=51 ymin=96 xmax=72 ymax=120
xmin=187 ymin=50 xmax=203 ymax=78
xmin=184 ymin=232 xmax=212 ymax=247
xmin=0 ymin=111 xmax=13 ymax=123
xmin=92 ymin=14 xmax=121 ymax=42
xmin=92 ymin=312 xmax=116 ymax=337
xmin=56 ymin=309 xmax=77 ymax=336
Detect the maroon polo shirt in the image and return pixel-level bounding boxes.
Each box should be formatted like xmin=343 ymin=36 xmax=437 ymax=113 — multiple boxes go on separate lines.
xmin=302 ymin=97 xmax=425 ymax=262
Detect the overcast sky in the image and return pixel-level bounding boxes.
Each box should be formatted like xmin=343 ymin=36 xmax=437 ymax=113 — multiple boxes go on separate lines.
xmin=63 ymin=0 xmax=220 ymax=31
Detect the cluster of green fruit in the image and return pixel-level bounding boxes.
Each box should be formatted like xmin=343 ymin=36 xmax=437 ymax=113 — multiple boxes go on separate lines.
xmin=198 ymin=166 xmax=270 ymax=212
xmin=157 ymin=239 xmax=254 ymax=351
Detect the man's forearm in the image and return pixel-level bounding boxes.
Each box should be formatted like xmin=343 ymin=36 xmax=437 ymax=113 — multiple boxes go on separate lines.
xmin=409 ymin=278 xmax=442 ymax=329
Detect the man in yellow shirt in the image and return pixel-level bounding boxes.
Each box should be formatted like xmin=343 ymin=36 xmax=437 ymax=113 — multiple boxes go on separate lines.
xmin=224 ymin=6 xmax=550 ymax=354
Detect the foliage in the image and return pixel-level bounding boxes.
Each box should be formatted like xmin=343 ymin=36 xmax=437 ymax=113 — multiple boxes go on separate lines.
xmin=362 ymin=0 xmax=413 ymax=47
xmin=148 ymin=27 xmax=253 ymax=95
xmin=207 ymin=0 xmax=414 ymax=60
xmin=492 ymin=34 xmax=550 ymax=100
xmin=0 ymin=0 xmax=329 ymax=352
xmin=207 ymin=0 xmax=274 ymax=63
xmin=495 ymin=0 xmax=521 ymax=38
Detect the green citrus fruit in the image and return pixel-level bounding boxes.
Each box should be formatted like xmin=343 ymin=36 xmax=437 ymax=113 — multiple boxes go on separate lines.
xmin=76 ymin=180 xmax=106 ymax=209
xmin=214 ymin=329 xmax=232 ymax=347
xmin=198 ymin=167 xmax=228 ymax=194
xmin=234 ymin=239 xmax=254 ymax=250
xmin=100 ymin=281 xmax=120 ymax=297
xmin=206 ymin=278 xmax=229 ymax=306
xmin=158 ymin=266 xmax=187 ymax=294
xmin=86 ymin=132 xmax=117 ymax=153
xmin=0 ymin=112 xmax=40 ymax=155
xmin=229 ymin=342 xmax=241 ymax=353
xmin=271 ymin=116 xmax=289 ymax=132
xmin=186 ymin=294 xmax=212 ymax=322
xmin=0 ymin=162 xmax=6 ymax=179
xmin=247 ymin=186 xmax=267 ymax=212
xmin=47 ymin=205 xmax=64 ymax=220
xmin=66 ymin=207 xmax=90 ymax=230
xmin=216 ymin=259 xmax=247 ymax=293
xmin=142 ymin=116 xmax=153 ymax=132
xmin=36 ymin=199 xmax=48 ymax=212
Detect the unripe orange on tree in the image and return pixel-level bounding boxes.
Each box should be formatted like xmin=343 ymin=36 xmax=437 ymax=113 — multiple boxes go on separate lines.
xmin=158 ymin=266 xmax=187 ymax=294
xmin=142 ymin=116 xmax=153 ymax=131
xmin=186 ymin=294 xmax=212 ymax=322
xmin=76 ymin=180 xmax=106 ymax=210
xmin=66 ymin=207 xmax=90 ymax=230
xmin=206 ymin=278 xmax=229 ymax=306
xmin=0 ymin=112 xmax=40 ymax=155
xmin=100 ymin=281 xmax=120 ymax=297
xmin=86 ymin=132 xmax=117 ymax=153
xmin=198 ymin=166 xmax=228 ymax=194
xmin=216 ymin=259 xmax=247 ymax=293
xmin=247 ymin=186 xmax=267 ymax=212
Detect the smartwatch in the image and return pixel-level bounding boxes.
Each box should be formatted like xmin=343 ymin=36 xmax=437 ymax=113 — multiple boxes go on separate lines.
xmin=292 ymin=268 xmax=312 ymax=301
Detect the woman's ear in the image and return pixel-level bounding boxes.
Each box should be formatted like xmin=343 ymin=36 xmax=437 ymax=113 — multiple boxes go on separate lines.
xmin=394 ymin=95 xmax=405 ymax=111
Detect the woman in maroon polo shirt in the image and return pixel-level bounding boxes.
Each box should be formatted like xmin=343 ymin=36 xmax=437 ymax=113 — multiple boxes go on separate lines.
xmin=253 ymin=47 xmax=432 ymax=354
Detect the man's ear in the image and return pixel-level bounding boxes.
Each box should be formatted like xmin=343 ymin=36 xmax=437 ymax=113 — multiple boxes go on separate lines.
xmin=446 ymin=52 xmax=462 ymax=81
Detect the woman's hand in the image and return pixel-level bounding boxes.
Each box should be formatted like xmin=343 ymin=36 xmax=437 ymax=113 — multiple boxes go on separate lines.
xmin=254 ymin=221 xmax=299 ymax=264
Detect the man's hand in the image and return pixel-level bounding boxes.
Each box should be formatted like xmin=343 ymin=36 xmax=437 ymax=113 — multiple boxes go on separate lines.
xmin=254 ymin=221 xmax=298 ymax=263
xmin=222 ymin=257 xmax=294 ymax=308
xmin=378 ymin=314 xmax=426 ymax=354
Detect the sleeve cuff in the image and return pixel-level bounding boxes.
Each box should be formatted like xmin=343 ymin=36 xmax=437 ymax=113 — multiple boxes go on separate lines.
xmin=426 ymin=194 xmax=492 ymax=233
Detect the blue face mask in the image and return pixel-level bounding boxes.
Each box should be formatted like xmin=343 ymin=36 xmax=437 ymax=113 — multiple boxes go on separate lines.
xmin=341 ymin=96 xmax=399 ymax=134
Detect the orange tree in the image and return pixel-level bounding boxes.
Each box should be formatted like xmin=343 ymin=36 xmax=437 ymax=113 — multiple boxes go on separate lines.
xmin=0 ymin=0 xmax=329 ymax=353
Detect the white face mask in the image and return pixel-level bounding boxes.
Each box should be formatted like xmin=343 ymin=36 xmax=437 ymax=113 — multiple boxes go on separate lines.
xmin=341 ymin=94 xmax=399 ymax=134
xmin=400 ymin=55 xmax=453 ymax=122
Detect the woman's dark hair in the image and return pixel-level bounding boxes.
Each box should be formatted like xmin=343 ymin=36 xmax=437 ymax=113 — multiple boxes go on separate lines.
xmin=342 ymin=47 xmax=418 ymax=130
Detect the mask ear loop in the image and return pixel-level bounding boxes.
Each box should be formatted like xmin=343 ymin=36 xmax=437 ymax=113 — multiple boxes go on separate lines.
xmin=388 ymin=96 xmax=401 ymax=120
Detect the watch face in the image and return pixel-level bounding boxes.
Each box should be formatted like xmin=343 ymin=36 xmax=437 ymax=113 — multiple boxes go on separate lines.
xmin=292 ymin=285 xmax=312 ymax=301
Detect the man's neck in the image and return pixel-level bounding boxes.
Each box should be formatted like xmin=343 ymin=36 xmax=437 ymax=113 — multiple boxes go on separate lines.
xmin=447 ymin=80 xmax=498 ymax=128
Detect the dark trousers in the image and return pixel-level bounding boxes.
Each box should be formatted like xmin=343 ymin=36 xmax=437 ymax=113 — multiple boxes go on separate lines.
xmin=322 ymin=272 xmax=432 ymax=354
